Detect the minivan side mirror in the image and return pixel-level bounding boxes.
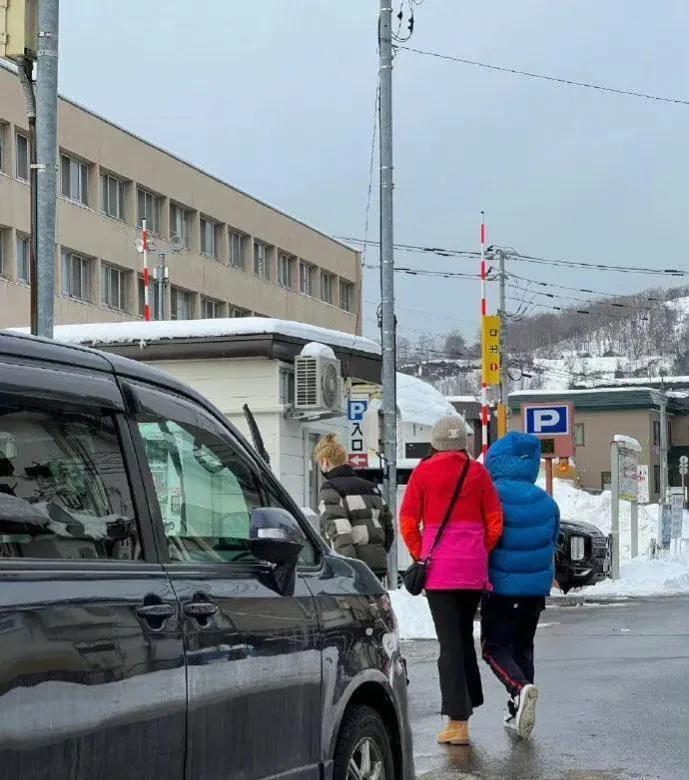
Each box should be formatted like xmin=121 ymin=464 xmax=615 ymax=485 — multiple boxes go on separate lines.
xmin=250 ymin=507 xmax=305 ymax=565
xmin=250 ymin=508 xmax=306 ymax=596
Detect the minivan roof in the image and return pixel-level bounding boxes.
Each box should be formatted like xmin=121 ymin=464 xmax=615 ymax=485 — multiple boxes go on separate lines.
xmin=0 ymin=330 xmax=226 ymax=416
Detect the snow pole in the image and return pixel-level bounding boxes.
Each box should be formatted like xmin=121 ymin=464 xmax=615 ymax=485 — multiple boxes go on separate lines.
xmin=142 ymin=219 xmax=151 ymax=322
xmin=480 ymin=212 xmax=489 ymax=459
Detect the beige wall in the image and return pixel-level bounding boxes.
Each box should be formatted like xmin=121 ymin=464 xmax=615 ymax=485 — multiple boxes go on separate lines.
xmin=0 ymin=64 xmax=361 ymax=333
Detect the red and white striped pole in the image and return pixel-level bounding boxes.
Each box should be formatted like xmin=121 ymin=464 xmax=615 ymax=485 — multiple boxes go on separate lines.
xmin=480 ymin=211 xmax=489 ymax=459
xmin=142 ymin=218 xmax=151 ymax=321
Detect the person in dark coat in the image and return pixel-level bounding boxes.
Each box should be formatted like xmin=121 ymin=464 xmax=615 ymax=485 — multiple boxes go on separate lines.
xmin=315 ymin=434 xmax=394 ymax=579
xmin=482 ymin=432 xmax=560 ymax=739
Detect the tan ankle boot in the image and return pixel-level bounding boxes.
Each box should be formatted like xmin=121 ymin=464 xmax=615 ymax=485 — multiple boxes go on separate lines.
xmin=437 ymin=720 xmax=470 ymax=745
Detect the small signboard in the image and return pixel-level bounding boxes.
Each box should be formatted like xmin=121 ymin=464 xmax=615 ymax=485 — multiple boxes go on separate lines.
xmin=522 ymin=402 xmax=575 ymax=459
xmin=660 ymin=504 xmax=673 ymax=549
xmin=637 ymin=465 xmax=650 ymax=504
xmin=481 ymin=315 xmax=501 ymax=387
xmin=618 ymin=447 xmax=640 ymax=503
xmin=347 ymin=397 xmax=368 ymax=469
xmin=670 ymin=487 xmax=683 ymax=540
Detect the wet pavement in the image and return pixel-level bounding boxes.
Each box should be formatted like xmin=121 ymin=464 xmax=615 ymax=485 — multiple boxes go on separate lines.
xmin=406 ymin=596 xmax=689 ymax=780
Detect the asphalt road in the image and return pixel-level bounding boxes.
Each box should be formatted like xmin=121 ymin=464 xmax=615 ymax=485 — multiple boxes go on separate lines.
xmin=406 ymin=596 xmax=689 ymax=780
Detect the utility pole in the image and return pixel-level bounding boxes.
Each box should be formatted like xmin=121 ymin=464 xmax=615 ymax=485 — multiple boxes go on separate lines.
xmin=497 ymin=248 xmax=508 ymax=437
xmin=379 ymin=0 xmax=397 ymax=585
xmin=156 ymin=252 xmax=167 ymax=320
xmin=659 ymin=377 xmax=669 ymax=504
xmin=35 ymin=0 xmax=59 ymax=338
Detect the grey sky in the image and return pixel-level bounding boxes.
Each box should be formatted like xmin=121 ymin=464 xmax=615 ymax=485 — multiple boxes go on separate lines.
xmin=60 ymin=1 xmax=689 ymax=343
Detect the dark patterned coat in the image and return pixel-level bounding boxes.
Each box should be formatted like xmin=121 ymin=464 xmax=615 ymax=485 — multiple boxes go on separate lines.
xmin=318 ymin=464 xmax=395 ymax=575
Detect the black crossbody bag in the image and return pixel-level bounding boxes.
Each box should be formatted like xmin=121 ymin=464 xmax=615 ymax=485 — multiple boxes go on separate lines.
xmin=402 ymin=457 xmax=471 ymax=596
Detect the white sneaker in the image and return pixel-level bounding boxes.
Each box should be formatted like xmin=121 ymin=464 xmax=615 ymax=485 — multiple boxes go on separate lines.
xmin=515 ymin=684 xmax=539 ymax=739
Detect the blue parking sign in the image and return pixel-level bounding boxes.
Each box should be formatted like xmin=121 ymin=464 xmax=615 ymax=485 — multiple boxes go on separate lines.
xmin=348 ymin=399 xmax=368 ymax=422
xmin=525 ymin=405 xmax=570 ymax=436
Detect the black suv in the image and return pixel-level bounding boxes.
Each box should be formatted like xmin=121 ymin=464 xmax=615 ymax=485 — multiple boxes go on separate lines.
xmin=0 ymin=332 xmax=413 ymax=780
xmin=556 ymin=519 xmax=612 ymax=593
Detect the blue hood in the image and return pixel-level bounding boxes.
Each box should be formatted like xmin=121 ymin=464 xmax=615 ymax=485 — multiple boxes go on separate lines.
xmin=485 ymin=432 xmax=541 ymax=484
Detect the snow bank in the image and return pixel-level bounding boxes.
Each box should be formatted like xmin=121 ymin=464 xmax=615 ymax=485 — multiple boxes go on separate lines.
xmin=11 ymin=318 xmax=381 ymax=356
xmin=396 ymin=373 xmax=471 ymax=430
xmin=576 ymin=552 xmax=689 ymax=597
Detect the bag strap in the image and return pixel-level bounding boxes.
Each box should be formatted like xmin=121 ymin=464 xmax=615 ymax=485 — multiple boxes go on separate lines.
xmin=425 ymin=456 xmax=472 ymax=562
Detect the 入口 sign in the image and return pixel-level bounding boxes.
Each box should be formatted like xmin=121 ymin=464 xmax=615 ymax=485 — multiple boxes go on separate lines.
xmin=481 ymin=315 xmax=501 ymax=387
xmin=347 ymin=397 xmax=368 ymax=468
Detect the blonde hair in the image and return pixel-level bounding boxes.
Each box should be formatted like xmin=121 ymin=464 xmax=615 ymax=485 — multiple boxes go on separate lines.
xmin=314 ymin=433 xmax=347 ymax=468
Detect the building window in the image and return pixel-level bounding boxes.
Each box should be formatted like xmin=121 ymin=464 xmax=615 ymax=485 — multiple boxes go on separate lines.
xmin=60 ymin=154 xmax=88 ymax=205
xmin=253 ymin=241 xmax=270 ymax=278
xmin=653 ymin=420 xmax=661 ymax=447
xmin=171 ymin=287 xmax=194 ymax=320
xmin=299 ymin=261 xmax=314 ymax=296
xmin=229 ymin=306 xmax=251 ymax=318
xmin=574 ymin=423 xmax=585 ymax=447
xmin=200 ymin=218 xmax=219 ymax=258
xmin=0 ymin=125 xmax=5 ymax=173
xmin=321 ymin=271 xmax=334 ymax=304
xmin=15 ymin=132 xmax=29 ymax=181
xmin=340 ymin=280 xmax=355 ymax=312
xmin=137 ymin=188 xmax=160 ymax=233
xmin=279 ymin=367 xmax=295 ymax=406
xmin=101 ymin=173 xmax=125 ymax=220
xmin=653 ymin=465 xmax=661 ymax=495
xmin=229 ymin=231 xmax=245 ymax=268
xmin=16 ymin=235 xmax=30 ymax=282
xmin=61 ymin=250 xmax=91 ymax=300
xmin=668 ymin=422 xmax=672 ymax=447
xmin=278 ymin=253 xmax=294 ymax=289
xmin=101 ymin=264 xmax=126 ymax=310
xmin=201 ymin=297 xmax=224 ymax=318
xmin=170 ymin=203 xmax=191 ymax=248
xmin=601 ymin=471 xmax=612 ymax=491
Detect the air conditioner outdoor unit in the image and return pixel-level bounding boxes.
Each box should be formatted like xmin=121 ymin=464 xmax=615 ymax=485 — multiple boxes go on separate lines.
xmin=294 ymin=355 xmax=343 ymax=414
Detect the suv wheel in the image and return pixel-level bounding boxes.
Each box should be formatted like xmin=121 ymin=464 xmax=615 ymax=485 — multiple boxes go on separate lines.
xmin=334 ymin=705 xmax=394 ymax=780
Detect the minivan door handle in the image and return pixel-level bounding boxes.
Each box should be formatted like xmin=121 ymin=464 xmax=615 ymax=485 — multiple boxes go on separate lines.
xmin=136 ymin=601 xmax=176 ymax=631
xmin=183 ymin=599 xmax=219 ymax=627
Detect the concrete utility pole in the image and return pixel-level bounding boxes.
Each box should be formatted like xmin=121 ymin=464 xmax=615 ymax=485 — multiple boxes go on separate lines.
xmin=35 ymin=0 xmax=59 ymax=338
xmin=378 ymin=0 xmax=398 ymax=584
xmin=156 ymin=253 xmax=167 ymax=320
xmin=659 ymin=378 xmax=669 ymax=504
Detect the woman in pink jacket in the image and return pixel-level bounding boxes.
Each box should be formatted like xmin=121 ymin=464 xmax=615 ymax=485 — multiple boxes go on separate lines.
xmin=401 ymin=416 xmax=503 ymax=746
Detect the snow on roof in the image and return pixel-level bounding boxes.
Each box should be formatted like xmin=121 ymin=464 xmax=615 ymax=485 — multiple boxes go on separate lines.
xmin=396 ymin=373 xmax=472 ymax=432
xmin=510 ymin=386 xmax=657 ymax=398
xmin=10 ymin=318 xmax=381 ymax=356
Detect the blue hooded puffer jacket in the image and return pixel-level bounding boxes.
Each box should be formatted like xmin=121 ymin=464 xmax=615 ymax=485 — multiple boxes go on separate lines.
xmin=484 ymin=432 xmax=560 ymax=597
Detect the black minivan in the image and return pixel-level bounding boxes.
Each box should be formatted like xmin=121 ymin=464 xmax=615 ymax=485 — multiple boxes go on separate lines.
xmin=0 ymin=332 xmax=413 ymax=780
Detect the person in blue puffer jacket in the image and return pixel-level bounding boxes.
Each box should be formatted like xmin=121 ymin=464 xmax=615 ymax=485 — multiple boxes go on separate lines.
xmin=481 ymin=432 xmax=560 ymax=739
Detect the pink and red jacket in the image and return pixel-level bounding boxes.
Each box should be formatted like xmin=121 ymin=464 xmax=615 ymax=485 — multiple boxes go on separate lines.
xmin=400 ymin=451 xmax=503 ymax=591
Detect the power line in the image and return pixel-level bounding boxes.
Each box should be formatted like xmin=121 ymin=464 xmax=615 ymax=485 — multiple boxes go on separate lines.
xmin=502 ymin=248 xmax=686 ymax=277
xmin=506 ymin=296 xmax=648 ymax=320
xmin=506 ymin=281 xmax=655 ymax=312
xmin=505 ymin=268 xmax=670 ymax=304
xmin=395 ymin=45 xmax=689 ymax=107
xmin=342 ymin=235 xmax=687 ymax=276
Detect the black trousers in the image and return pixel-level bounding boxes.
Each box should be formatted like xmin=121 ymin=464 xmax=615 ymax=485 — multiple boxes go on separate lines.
xmin=426 ymin=590 xmax=483 ymax=721
xmin=480 ymin=593 xmax=545 ymax=698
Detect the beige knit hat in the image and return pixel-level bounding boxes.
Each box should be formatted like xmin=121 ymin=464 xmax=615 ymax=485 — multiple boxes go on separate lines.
xmin=431 ymin=415 xmax=468 ymax=452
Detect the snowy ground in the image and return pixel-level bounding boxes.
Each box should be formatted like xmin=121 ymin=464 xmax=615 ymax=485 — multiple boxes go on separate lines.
xmin=392 ymin=478 xmax=689 ymax=639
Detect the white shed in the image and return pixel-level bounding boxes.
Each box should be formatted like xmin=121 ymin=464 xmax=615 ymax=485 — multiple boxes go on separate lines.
xmin=38 ymin=318 xmax=381 ymax=511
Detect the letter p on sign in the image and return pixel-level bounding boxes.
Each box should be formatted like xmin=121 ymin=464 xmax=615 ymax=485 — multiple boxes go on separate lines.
xmin=533 ymin=409 xmax=560 ymax=433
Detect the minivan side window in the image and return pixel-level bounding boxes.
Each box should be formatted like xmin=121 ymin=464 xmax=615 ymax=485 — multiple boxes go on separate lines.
xmin=0 ymin=407 xmax=141 ymax=561
xmin=137 ymin=416 xmax=261 ymax=563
